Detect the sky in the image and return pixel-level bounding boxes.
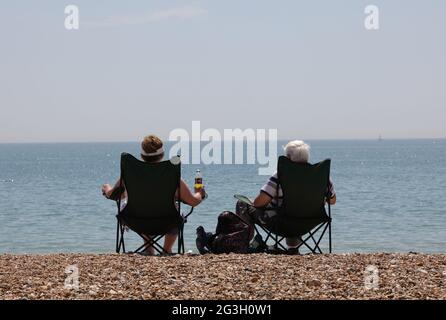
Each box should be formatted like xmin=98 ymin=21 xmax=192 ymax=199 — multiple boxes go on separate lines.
xmin=0 ymin=0 xmax=445 ymax=143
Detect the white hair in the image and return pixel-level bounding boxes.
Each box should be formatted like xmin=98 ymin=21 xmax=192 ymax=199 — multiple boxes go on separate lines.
xmin=284 ymin=140 xmax=310 ymax=163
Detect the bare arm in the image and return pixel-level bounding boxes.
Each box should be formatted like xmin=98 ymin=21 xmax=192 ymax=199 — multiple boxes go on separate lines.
xmin=327 ymin=179 xmax=336 ymax=205
xmin=178 ymin=178 xmax=204 ymax=207
xmin=102 ymin=179 xmax=124 ymax=199
xmin=253 ymin=192 xmax=273 ymax=208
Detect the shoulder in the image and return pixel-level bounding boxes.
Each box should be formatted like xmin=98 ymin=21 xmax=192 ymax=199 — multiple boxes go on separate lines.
xmin=268 ymin=171 xmax=278 ymax=182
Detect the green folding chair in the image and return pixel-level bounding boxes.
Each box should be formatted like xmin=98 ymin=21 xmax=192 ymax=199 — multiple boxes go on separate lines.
xmin=253 ymin=156 xmax=333 ymax=254
xmin=113 ymin=153 xmax=193 ymax=254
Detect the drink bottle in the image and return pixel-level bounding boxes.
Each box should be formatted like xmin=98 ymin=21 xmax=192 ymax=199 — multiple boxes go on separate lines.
xmin=194 ymin=169 xmax=203 ymax=190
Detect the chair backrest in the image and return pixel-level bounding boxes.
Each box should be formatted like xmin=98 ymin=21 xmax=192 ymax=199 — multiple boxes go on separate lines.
xmin=277 ymin=156 xmax=331 ymax=220
xmin=120 ymin=153 xmax=180 ymax=219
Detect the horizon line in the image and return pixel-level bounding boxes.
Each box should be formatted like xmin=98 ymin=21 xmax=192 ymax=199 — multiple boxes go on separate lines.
xmin=1 ymin=137 xmax=446 ymax=144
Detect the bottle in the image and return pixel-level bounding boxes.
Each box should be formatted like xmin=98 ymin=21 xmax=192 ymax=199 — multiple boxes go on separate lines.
xmin=194 ymin=169 xmax=203 ymax=190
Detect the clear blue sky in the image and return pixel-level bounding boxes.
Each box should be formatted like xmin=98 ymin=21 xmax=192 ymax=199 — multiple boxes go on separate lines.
xmin=0 ymin=1 xmax=445 ymax=142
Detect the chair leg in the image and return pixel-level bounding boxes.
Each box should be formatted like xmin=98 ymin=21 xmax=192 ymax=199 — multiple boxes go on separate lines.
xmin=136 ymin=234 xmax=165 ymax=254
xmin=309 ymin=233 xmax=323 ymax=254
xmin=177 ymin=230 xmax=181 ymax=254
xmin=177 ymin=226 xmax=183 ymax=254
xmin=315 ymin=223 xmax=329 ymax=254
xmin=150 ymin=240 xmax=165 ymax=254
xmin=303 ymin=222 xmax=329 ymax=254
xmin=259 ymin=225 xmax=272 ymax=244
xmin=256 ymin=225 xmax=289 ymax=252
xmin=251 ymin=224 xmax=267 ymax=252
xmin=253 ymin=220 xmax=332 ymax=255
xmin=275 ymin=233 xmax=279 ymax=249
xmin=329 ymin=221 xmax=332 ymax=253
xmin=119 ymin=222 xmax=188 ymax=255
xmin=116 ymin=219 xmax=120 ymax=253
xmin=121 ymin=223 xmax=126 ymax=253
xmin=277 ymin=241 xmax=287 ymax=251
xmin=299 ymin=222 xmax=327 ymax=254
xmin=116 ymin=219 xmax=126 ymax=253
xmin=181 ymin=226 xmax=185 ymax=254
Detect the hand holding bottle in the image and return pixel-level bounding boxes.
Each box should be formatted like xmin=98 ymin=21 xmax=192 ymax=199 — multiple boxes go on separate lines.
xmin=194 ymin=169 xmax=207 ymax=200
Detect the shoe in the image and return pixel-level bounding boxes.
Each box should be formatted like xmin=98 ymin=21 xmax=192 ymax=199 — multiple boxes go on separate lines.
xmin=196 ymin=226 xmax=210 ymax=254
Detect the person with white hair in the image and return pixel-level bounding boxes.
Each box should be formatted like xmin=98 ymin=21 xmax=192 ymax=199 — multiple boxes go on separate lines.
xmin=249 ymin=140 xmax=336 ymax=253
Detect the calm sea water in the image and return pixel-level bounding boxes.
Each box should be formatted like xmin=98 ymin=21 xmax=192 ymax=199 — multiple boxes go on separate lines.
xmin=0 ymin=140 xmax=445 ymax=254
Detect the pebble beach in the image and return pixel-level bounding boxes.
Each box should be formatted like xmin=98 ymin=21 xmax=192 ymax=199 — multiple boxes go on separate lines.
xmin=1 ymin=253 xmax=445 ymax=300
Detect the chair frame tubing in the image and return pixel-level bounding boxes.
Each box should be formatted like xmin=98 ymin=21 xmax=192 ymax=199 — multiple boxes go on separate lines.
xmin=115 ymin=207 xmax=193 ymax=255
xmin=255 ymin=162 xmax=334 ymax=254
xmin=114 ymin=159 xmax=194 ymax=255
xmin=254 ymin=201 xmax=332 ymax=254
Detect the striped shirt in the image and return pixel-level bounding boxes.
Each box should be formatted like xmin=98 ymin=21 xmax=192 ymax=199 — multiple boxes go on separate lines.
xmin=261 ymin=171 xmax=336 ymax=209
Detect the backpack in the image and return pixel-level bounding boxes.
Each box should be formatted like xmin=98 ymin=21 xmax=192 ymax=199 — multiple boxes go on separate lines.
xmin=211 ymin=211 xmax=251 ymax=254
xmin=196 ymin=210 xmax=254 ymax=254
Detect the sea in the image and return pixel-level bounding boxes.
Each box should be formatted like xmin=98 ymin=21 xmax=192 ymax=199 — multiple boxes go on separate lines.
xmin=0 ymin=139 xmax=445 ymax=254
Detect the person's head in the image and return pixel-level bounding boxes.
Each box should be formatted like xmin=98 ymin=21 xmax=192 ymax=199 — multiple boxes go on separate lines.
xmin=284 ymin=140 xmax=310 ymax=163
xmin=141 ymin=135 xmax=164 ymax=163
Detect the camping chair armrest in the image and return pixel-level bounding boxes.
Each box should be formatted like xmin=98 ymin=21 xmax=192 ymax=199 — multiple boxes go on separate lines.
xmin=176 ymin=199 xmax=194 ymax=219
xmin=183 ymin=206 xmax=194 ymax=219
xmin=107 ymin=186 xmax=125 ymax=202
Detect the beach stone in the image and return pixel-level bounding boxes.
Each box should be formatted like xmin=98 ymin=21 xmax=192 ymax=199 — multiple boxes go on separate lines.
xmin=306 ymin=279 xmax=322 ymax=287
xmin=1 ymin=253 xmax=446 ymax=300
